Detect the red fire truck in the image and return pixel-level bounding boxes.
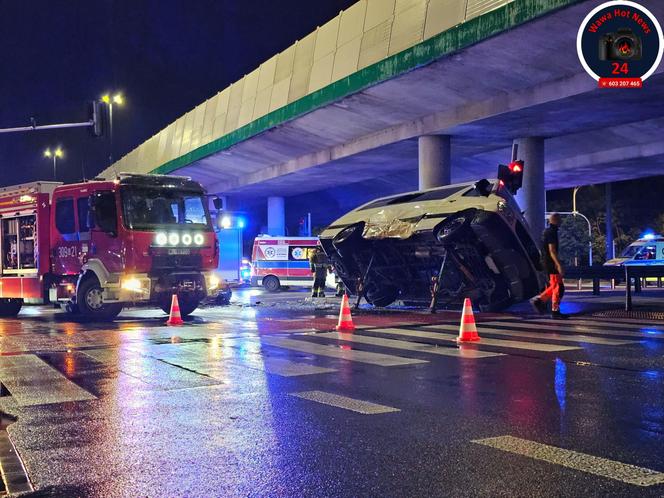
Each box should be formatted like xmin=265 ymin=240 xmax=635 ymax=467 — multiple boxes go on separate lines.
xmin=0 ymin=174 xmax=220 ymax=320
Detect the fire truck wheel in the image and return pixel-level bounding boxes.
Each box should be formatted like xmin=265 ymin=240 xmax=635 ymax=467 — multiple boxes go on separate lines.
xmin=0 ymin=298 xmax=23 ymax=317
xmin=77 ymin=278 xmax=122 ymax=321
xmin=263 ymin=275 xmax=281 ymax=292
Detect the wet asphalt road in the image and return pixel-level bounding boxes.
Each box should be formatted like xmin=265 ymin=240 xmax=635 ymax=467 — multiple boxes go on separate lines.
xmin=0 ymin=289 xmax=663 ymax=497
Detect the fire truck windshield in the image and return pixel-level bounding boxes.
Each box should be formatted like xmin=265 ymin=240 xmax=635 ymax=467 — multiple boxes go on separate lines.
xmin=121 ymin=187 xmax=211 ymax=231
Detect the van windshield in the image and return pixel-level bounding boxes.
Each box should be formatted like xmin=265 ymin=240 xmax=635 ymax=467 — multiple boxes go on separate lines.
xmin=121 ymin=187 xmax=211 ymax=230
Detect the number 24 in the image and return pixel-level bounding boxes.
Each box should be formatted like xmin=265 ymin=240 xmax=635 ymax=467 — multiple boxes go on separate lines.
xmin=612 ymin=63 xmax=629 ymax=75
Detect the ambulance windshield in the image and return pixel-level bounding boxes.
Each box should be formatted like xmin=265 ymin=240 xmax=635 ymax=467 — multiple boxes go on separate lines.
xmin=621 ymin=244 xmax=645 ymax=258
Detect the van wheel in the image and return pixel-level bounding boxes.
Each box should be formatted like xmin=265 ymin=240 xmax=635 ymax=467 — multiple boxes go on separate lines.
xmin=263 ymin=275 xmax=281 ymax=292
xmin=77 ymin=277 xmax=122 ymax=321
xmin=0 ymin=298 xmax=23 ymax=317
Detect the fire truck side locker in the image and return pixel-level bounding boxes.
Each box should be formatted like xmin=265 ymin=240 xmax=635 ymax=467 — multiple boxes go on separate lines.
xmin=0 ymin=182 xmax=60 ymax=315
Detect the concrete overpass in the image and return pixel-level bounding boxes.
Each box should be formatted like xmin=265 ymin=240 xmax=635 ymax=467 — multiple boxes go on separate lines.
xmin=101 ymin=0 xmax=664 ymax=240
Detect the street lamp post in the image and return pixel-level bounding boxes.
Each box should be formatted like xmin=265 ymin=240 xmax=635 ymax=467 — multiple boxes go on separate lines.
xmin=44 ymin=147 xmax=64 ymax=181
xmin=101 ymin=93 xmax=124 ymax=165
xmin=572 ymin=186 xmax=593 ymax=266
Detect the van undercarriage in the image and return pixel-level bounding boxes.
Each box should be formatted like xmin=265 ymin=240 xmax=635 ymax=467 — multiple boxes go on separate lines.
xmin=321 ymin=210 xmax=542 ymax=311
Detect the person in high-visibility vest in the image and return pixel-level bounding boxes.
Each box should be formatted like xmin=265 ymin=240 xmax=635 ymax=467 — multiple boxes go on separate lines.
xmin=309 ymin=247 xmax=327 ymax=298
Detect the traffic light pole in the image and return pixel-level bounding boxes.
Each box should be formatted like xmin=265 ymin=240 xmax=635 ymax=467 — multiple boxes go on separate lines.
xmin=0 ymin=100 xmax=104 ymax=135
xmin=0 ymin=119 xmax=94 ymax=134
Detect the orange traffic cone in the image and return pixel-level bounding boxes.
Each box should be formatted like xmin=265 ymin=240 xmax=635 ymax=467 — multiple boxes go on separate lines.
xmin=457 ymin=297 xmax=480 ymax=342
xmin=336 ymin=294 xmax=355 ymax=332
xmin=167 ymin=294 xmax=184 ymax=326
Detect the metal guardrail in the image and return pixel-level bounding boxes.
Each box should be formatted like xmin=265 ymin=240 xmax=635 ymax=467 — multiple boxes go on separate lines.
xmin=565 ymin=265 xmax=664 ymax=311
xmin=623 ymin=265 xmax=664 ymax=311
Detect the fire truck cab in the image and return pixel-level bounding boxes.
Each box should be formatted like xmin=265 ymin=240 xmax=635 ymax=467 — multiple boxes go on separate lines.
xmin=0 ymin=174 xmax=220 ymax=320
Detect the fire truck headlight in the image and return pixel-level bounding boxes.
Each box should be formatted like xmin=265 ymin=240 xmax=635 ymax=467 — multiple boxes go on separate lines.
xmin=121 ymin=277 xmax=144 ymax=293
xmin=168 ymin=233 xmax=180 ymax=246
xmin=155 ymin=232 xmax=168 ymax=246
xmin=194 ymin=233 xmax=205 ymax=246
xmin=181 ymin=233 xmax=193 ymax=246
xmin=207 ymin=273 xmax=220 ymax=291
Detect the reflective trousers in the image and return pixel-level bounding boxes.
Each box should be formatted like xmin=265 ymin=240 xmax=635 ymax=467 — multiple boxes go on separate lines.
xmin=539 ymin=274 xmax=564 ymax=312
xmin=312 ymin=271 xmax=326 ymax=297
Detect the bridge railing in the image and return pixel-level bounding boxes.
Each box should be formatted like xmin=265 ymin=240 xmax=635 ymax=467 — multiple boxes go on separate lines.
xmin=102 ymin=0 xmax=514 ymax=180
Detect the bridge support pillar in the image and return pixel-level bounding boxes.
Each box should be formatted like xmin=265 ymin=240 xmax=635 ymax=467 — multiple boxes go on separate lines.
xmin=418 ymin=135 xmax=451 ymax=190
xmin=605 ymin=183 xmax=614 ymax=261
xmin=515 ymin=137 xmax=545 ymax=239
xmin=267 ymin=196 xmax=285 ymax=236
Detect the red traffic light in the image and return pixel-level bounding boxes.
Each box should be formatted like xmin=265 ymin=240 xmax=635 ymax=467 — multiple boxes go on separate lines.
xmin=497 ymin=160 xmax=524 ymax=195
xmin=508 ymin=161 xmax=522 ymax=173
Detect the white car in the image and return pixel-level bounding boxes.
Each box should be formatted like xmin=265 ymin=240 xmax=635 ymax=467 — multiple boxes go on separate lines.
xmin=320 ymin=175 xmax=545 ymax=311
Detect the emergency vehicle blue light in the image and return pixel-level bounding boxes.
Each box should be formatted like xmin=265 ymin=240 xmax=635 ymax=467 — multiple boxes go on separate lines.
xmin=237 ymin=218 xmax=246 ymax=229
xmin=642 ymin=232 xmax=655 ymax=240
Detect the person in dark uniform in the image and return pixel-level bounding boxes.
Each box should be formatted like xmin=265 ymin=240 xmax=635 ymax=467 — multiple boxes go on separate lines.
xmin=309 ymin=247 xmax=327 ymax=298
xmin=531 ymin=213 xmax=567 ymax=319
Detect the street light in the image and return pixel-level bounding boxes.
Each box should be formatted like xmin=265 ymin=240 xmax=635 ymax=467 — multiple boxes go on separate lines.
xmin=571 ymin=186 xmax=593 ymax=266
xmin=44 ymin=147 xmax=64 ymax=181
xmin=100 ymin=92 xmax=124 ymax=165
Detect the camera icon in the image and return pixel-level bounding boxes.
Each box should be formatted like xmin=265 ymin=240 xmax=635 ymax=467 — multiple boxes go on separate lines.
xmin=599 ymin=28 xmax=642 ymax=61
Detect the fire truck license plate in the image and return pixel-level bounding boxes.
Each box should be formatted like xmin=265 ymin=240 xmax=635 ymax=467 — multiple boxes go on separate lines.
xmin=168 ymin=248 xmax=191 ymax=255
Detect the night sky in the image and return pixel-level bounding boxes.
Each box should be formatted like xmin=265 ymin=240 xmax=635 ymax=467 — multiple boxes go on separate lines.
xmin=0 ymin=0 xmax=356 ymax=187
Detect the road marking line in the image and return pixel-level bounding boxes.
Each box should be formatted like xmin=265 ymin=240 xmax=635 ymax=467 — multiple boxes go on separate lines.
xmin=373 ymin=328 xmax=581 ymax=352
xmin=259 ymin=337 xmax=428 ymax=366
xmin=478 ymin=320 xmax=660 ymax=338
xmin=290 ymin=390 xmax=400 ymax=414
xmin=124 ymin=343 xmax=337 ymax=378
xmin=84 ymin=348 xmax=221 ymax=388
xmin=550 ymin=317 xmax=664 ymax=327
xmin=317 ymin=332 xmax=503 ymax=358
xmin=0 ymin=355 xmax=96 ymax=407
xmin=234 ymin=356 xmax=337 ymax=377
xmin=491 ymin=317 xmax=664 ymax=333
xmin=472 ymin=435 xmax=664 ymax=487
xmin=419 ymin=324 xmax=636 ymax=345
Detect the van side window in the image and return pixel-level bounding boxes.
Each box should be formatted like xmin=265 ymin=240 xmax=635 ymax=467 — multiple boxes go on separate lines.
xmin=55 ymin=198 xmax=76 ymax=234
xmin=77 ymin=197 xmax=91 ymax=232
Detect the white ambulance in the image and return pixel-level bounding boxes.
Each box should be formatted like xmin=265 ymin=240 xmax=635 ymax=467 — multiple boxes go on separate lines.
xmin=250 ymin=236 xmax=319 ymax=291
xmin=604 ymin=234 xmax=664 ymax=266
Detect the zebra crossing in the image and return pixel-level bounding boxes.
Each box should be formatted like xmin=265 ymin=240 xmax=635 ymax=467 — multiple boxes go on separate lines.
xmin=418 ymin=324 xmax=636 ymax=345
xmin=0 ymin=315 xmax=657 ymax=408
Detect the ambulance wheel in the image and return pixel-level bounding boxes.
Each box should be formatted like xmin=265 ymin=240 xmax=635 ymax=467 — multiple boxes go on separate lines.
xmin=263 ymin=275 xmax=281 ymax=292
xmin=0 ymin=298 xmax=23 ymax=317
xmin=77 ymin=277 xmax=122 ymax=321
xmin=159 ymin=297 xmax=200 ymax=317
